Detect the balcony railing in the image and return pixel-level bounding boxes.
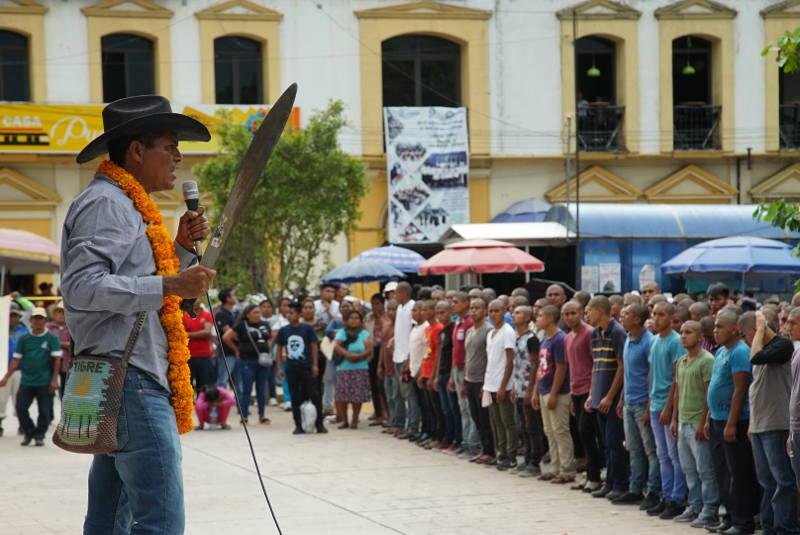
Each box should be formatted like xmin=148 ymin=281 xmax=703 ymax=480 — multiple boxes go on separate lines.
xmin=673 ymin=104 xmax=721 ymax=150
xmin=577 ymin=104 xmax=624 ymax=152
xmin=779 ymin=104 xmax=800 ymax=149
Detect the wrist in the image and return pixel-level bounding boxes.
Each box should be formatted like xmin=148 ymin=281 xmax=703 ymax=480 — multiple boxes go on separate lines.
xmin=162 ymin=275 xmax=180 ymax=296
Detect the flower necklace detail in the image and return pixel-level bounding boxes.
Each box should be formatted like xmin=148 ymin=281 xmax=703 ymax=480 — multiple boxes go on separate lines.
xmin=97 ymin=160 xmax=194 ymax=434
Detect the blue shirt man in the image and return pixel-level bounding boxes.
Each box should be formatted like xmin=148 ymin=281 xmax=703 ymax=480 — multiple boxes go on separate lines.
xmin=623 ymin=329 xmax=654 ymax=405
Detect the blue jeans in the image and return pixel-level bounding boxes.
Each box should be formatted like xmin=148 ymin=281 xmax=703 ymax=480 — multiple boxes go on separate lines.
xmin=651 ymin=411 xmax=686 ymax=503
xmin=238 ymin=360 xmax=270 ymax=419
xmin=677 ymin=422 xmax=719 ymax=519
xmin=623 ymin=402 xmax=660 ymax=494
xmin=597 ymin=409 xmax=628 ymax=491
xmin=216 ymin=354 xmax=239 ymax=391
xmin=384 ymin=373 xmax=404 ymax=428
xmin=453 ymin=367 xmax=479 ymax=451
xmin=438 ymin=372 xmax=462 ymax=444
xmin=751 ymin=430 xmax=800 ymax=535
xmin=396 ymin=362 xmax=420 ymax=433
xmin=84 ymin=367 xmax=183 ymax=535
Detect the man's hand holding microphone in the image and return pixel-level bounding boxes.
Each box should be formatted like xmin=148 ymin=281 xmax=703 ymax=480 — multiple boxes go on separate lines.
xmin=164 ymin=180 xmax=216 ymax=299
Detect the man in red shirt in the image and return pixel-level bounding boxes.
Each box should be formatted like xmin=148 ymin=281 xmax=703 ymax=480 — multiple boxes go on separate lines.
xmin=562 ymin=300 xmax=602 ymax=492
xmin=183 ymin=300 xmax=215 ymax=391
xmin=420 ymin=300 xmax=444 ymax=449
xmin=450 ymin=291 xmax=477 ymax=456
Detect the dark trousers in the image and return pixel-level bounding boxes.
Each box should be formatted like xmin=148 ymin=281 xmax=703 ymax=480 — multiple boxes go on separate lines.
xmin=17 ymin=384 xmax=52 ymax=438
xmin=597 ymin=407 xmax=628 ymax=491
xmin=573 ymin=393 xmax=603 ymax=482
xmin=369 ymin=345 xmax=386 ymax=418
xmin=188 ymin=357 xmax=216 ymax=392
xmin=465 ymin=380 xmax=494 ymax=456
xmin=414 ymin=381 xmax=432 ymax=436
xmin=710 ymin=419 xmax=759 ymax=531
xmin=266 ymin=363 xmax=277 ymax=399
xmin=517 ymin=399 xmax=547 ymax=467
xmin=438 ymin=372 xmax=462 ymax=445
xmin=286 ymin=366 xmax=323 ymax=430
xmin=426 ymin=380 xmax=444 ymax=441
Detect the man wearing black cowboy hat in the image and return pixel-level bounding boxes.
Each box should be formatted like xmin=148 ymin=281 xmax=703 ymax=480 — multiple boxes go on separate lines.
xmin=61 ymin=95 xmax=216 ymax=534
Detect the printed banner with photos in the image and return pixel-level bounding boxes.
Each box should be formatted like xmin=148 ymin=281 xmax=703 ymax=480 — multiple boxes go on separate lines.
xmin=383 ymin=107 xmax=470 ymax=243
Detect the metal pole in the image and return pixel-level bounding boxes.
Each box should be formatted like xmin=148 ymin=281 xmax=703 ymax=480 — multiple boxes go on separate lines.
xmin=572 ymin=10 xmax=582 ymax=290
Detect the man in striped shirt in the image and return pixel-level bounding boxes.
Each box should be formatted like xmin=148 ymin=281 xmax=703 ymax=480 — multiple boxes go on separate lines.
xmin=584 ymin=295 xmax=629 ymax=500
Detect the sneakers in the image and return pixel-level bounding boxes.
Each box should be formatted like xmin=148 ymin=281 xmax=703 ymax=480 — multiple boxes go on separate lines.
xmin=282 ymin=401 xmax=292 ymax=412
xmin=591 ymin=484 xmax=612 ymax=498
xmin=34 ymin=437 xmax=45 ymax=447
xmin=691 ymin=515 xmax=718 ymax=528
xmin=20 ymin=433 xmax=32 ymax=446
xmin=646 ymin=499 xmax=667 ymax=516
xmin=674 ymin=507 xmax=699 ymax=523
xmin=639 ymin=492 xmax=660 ymax=511
xmin=606 ymin=489 xmax=625 ymax=501
xmin=659 ymin=501 xmax=683 ymax=520
xmin=496 ymin=458 xmax=513 ymax=471
xmin=518 ymin=464 xmax=541 ymax=478
xmin=611 ymin=491 xmax=643 ymax=505
xmin=316 ymin=423 xmax=328 ymax=434
xmin=582 ymin=480 xmax=602 ymax=493
xmin=510 ymin=461 xmax=529 ymax=474
xmin=269 ymin=397 xmax=278 ymax=407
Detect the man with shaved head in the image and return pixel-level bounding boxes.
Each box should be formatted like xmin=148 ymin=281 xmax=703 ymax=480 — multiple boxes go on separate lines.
xmin=640 ymin=281 xmax=661 ymax=305
xmin=705 ymin=309 xmax=757 ymax=534
xmin=585 ymin=296 xmax=628 ymax=500
xmin=546 ymin=284 xmax=567 ymax=309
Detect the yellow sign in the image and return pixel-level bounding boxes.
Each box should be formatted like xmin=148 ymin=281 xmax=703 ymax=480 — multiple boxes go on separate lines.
xmin=0 ymin=103 xmax=300 ymax=155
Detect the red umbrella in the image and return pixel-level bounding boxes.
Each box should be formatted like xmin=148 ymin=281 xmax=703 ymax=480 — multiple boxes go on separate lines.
xmin=418 ymin=239 xmax=545 ymax=275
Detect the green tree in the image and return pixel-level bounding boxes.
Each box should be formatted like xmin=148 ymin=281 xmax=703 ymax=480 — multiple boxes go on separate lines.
xmin=193 ymin=100 xmax=366 ymax=295
xmin=756 ymin=29 xmax=800 ymax=267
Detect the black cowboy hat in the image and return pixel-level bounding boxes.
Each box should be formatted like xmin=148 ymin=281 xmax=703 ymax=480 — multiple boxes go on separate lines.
xmin=76 ymin=95 xmax=211 ymax=164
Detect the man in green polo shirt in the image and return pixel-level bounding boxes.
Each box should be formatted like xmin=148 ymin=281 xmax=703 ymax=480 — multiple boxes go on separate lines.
xmin=0 ymin=307 xmax=62 ymax=446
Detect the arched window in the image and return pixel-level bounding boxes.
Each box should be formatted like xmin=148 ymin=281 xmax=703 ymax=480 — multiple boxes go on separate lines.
xmin=0 ymin=30 xmax=30 ymax=102
xmin=575 ymin=36 xmax=622 ymax=151
xmin=672 ymin=36 xmax=718 ymax=150
xmin=672 ymin=36 xmax=711 ymax=105
xmin=101 ymin=33 xmax=155 ymax=103
xmin=382 ymin=35 xmax=460 ymax=107
xmin=576 ymin=36 xmax=615 ymax=104
xmin=214 ymin=36 xmax=263 ymax=104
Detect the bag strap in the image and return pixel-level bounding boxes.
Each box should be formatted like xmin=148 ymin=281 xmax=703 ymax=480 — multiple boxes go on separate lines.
xmin=244 ymin=323 xmax=264 ymax=354
xmin=122 ymin=311 xmax=148 ymax=365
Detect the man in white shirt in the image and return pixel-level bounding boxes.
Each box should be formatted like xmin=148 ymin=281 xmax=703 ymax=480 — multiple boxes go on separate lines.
xmin=313 ymin=283 xmax=340 ymax=337
xmin=392 ymin=282 xmax=419 ymax=438
xmin=484 ymin=299 xmax=518 ymax=470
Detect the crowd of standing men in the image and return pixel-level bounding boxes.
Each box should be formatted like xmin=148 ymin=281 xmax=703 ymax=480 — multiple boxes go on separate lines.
xmin=374 ymin=281 xmax=800 ymax=535
xmin=6 ymin=275 xmax=800 ymax=535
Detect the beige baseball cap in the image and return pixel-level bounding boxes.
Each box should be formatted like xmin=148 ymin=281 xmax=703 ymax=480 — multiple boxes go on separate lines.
xmin=31 ymin=307 xmax=47 ymax=318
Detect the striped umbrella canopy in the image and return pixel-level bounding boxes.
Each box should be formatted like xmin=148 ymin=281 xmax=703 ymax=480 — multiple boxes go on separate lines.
xmin=418 ymin=239 xmax=545 ymax=275
xmin=353 ymin=244 xmax=425 ymax=273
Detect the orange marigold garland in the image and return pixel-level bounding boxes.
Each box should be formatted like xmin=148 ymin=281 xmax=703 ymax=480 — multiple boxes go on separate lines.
xmin=97 ymin=160 xmax=195 ymax=434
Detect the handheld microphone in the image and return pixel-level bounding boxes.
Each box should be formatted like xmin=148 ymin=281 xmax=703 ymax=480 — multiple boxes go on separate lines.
xmin=181 ymin=180 xmax=203 ymax=257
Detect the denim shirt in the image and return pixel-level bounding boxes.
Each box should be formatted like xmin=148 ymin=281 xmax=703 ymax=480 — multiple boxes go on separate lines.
xmin=60 ymin=175 xmax=195 ymax=391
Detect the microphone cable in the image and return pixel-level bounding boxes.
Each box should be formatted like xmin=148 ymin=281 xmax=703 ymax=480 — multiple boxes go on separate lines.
xmin=203 ymin=291 xmax=283 ymax=535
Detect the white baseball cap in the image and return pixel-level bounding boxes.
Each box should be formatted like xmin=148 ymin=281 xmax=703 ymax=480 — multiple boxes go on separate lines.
xmin=31 ymin=307 xmax=48 ymax=318
xmin=384 ymin=281 xmax=398 ymax=293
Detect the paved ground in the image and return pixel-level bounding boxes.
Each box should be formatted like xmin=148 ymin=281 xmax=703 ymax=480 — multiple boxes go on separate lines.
xmin=1 ymin=401 xmax=691 ymax=535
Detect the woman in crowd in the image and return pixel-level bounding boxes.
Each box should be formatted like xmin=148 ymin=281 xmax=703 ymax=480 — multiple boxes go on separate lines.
xmin=222 ymin=304 xmax=273 ymax=424
xmin=333 ymin=310 xmax=373 ymax=429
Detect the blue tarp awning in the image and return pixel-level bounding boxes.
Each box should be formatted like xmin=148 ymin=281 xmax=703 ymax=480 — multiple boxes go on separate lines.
xmin=545 ymin=203 xmax=800 ymax=240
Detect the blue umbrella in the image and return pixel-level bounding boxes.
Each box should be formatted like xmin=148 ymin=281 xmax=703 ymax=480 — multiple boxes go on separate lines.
xmin=491 ymin=198 xmax=552 ymax=223
xmin=662 ymin=236 xmax=800 ymax=276
xmin=321 ymin=259 xmax=406 ymax=284
xmin=353 ymin=245 xmax=425 ymax=273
